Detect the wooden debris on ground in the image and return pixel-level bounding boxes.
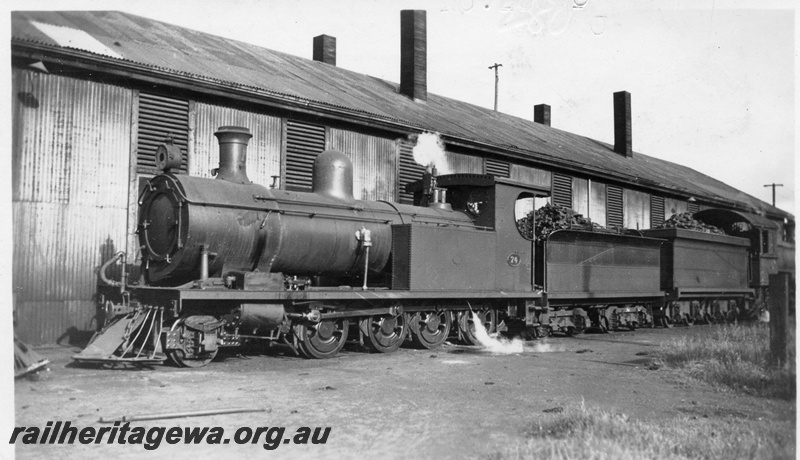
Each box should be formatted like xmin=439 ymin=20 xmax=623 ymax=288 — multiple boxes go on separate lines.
xmin=14 ymin=336 xmax=49 ymax=378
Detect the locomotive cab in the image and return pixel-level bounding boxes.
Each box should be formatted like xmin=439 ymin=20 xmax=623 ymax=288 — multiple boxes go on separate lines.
xmin=407 ymin=173 xmax=550 ymax=293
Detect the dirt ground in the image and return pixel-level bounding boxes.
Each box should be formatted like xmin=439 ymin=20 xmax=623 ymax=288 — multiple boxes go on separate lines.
xmin=12 ymin=326 xmax=796 ymax=459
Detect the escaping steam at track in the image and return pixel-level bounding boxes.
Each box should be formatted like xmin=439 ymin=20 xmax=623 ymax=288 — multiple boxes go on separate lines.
xmin=471 ymin=312 xmax=523 ymax=354
xmin=411 ymin=132 xmax=451 ymax=174
xmin=471 ymin=312 xmax=565 ymax=353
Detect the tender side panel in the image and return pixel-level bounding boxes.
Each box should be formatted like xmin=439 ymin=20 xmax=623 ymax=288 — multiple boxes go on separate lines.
xmin=544 ymin=231 xmax=662 ymax=299
xmin=391 ymin=224 xmax=496 ymax=291
xmin=642 ymin=228 xmax=750 ymax=292
xmin=670 ymin=238 xmax=748 ymax=290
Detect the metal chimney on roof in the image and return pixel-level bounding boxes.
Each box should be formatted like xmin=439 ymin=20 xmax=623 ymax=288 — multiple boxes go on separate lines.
xmin=534 ymin=104 xmax=551 ymax=126
xmin=613 ymin=91 xmax=632 ymax=157
xmin=313 ymin=34 xmax=336 ymax=66
xmin=400 ymin=10 xmax=427 ymax=101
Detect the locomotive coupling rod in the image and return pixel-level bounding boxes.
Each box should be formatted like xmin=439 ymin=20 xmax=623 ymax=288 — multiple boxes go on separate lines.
xmin=321 ymin=306 xmax=400 ymax=320
xmin=99 ymin=408 xmax=268 ymax=423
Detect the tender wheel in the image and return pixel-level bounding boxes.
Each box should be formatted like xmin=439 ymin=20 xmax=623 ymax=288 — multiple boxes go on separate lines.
xmin=408 ymin=311 xmax=452 ymax=349
xmin=167 ymin=317 xmax=219 ymax=368
xmin=295 ymin=319 xmax=349 ymax=359
xmin=360 ymin=315 xmax=406 ymax=353
xmin=458 ymin=309 xmax=497 ymax=345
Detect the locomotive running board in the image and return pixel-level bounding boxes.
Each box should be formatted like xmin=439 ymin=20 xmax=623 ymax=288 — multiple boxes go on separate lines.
xmin=73 ymin=308 xmax=167 ymax=365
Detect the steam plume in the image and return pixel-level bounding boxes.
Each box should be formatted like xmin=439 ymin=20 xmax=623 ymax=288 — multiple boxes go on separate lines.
xmin=411 ymin=132 xmax=451 ymax=174
xmin=471 ymin=312 xmax=524 ymax=354
xmin=471 ymin=313 xmax=565 ymax=353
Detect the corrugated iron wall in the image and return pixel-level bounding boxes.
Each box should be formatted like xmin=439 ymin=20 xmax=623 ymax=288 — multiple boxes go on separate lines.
xmin=664 ymin=197 xmax=689 ymax=219
xmin=329 ymin=128 xmax=396 ymax=201
xmin=509 ymin=164 xmax=551 ymax=188
xmin=443 ymin=151 xmax=483 ymax=175
xmin=192 ymin=102 xmax=282 ymax=188
xmin=12 ymin=69 xmax=132 ymax=344
xmin=572 ymin=177 xmax=589 ymax=217
xmin=397 ymin=139 xmax=425 ymax=204
xmin=590 ymin=181 xmax=607 ymax=227
xmin=623 ymin=188 xmax=651 ymax=230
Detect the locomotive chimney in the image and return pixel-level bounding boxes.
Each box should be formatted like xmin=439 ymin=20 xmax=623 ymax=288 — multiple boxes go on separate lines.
xmin=214 ymin=126 xmax=252 ymax=184
xmin=313 ymin=34 xmax=336 ymax=66
xmin=400 ymin=10 xmax=427 ymax=101
xmin=613 ymin=91 xmax=632 ymax=157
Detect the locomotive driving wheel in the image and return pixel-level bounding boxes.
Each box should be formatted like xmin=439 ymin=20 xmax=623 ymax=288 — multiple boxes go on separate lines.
xmin=360 ymin=314 xmax=407 ymax=353
xmin=408 ymin=311 xmax=452 ymax=349
xmin=166 ymin=317 xmax=219 ymax=368
xmin=295 ymin=318 xmax=350 ymax=359
xmin=457 ymin=309 xmax=497 ymax=345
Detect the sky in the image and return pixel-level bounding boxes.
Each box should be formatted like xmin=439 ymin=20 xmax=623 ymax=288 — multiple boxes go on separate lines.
xmin=4 ymin=0 xmax=797 ymax=213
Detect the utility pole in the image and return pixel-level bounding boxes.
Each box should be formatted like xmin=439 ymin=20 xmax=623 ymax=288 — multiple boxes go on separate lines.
xmin=763 ymin=183 xmax=783 ymax=206
xmin=488 ymin=63 xmax=502 ymax=111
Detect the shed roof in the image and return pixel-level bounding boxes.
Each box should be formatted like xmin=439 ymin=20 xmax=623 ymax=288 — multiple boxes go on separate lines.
xmin=10 ymin=10 xmax=792 ymax=221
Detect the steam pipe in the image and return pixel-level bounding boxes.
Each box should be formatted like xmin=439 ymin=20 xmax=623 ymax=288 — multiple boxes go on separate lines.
xmin=357 ymin=227 xmax=372 ymax=290
xmin=362 ymin=246 xmax=370 ymax=290
xmin=99 ymin=251 xmax=127 ymax=294
xmin=199 ymin=245 xmax=209 ymax=282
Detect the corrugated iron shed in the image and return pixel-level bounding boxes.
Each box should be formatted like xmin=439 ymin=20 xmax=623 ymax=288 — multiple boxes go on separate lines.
xmin=10 ymin=10 xmax=791 ymax=220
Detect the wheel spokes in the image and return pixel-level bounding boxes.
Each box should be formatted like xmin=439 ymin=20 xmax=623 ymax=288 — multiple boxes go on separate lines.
xmin=362 ymin=315 xmax=406 ymax=353
xmin=409 ymin=311 xmax=451 ymax=349
xmin=297 ymin=319 xmax=349 ymax=359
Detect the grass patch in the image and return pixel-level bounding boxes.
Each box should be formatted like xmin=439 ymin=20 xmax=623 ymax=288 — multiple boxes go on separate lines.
xmin=655 ymin=323 xmax=795 ymax=400
xmin=491 ymin=403 xmax=794 ymax=460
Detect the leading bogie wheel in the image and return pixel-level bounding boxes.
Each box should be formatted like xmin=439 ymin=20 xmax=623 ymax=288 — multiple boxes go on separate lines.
xmin=458 ymin=309 xmax=497 ymax=345
xmin=360 ymin=314 xmax=406 ymax=353
xmin=167 ymin=316 xmax=219 ymax=368
xmin=295 ymin=318 xmax=350 ymax=359
xmin=408 ymin=311 xmax=452 ymax=349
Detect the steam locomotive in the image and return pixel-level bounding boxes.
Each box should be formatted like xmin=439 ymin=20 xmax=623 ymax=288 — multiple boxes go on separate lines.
xmin=74 ymin=126 xmax=774 ymax=368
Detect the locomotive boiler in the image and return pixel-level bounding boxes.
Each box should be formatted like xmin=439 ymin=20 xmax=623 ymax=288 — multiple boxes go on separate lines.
xmin=138 ymin=127 xmax=473 ymax=287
